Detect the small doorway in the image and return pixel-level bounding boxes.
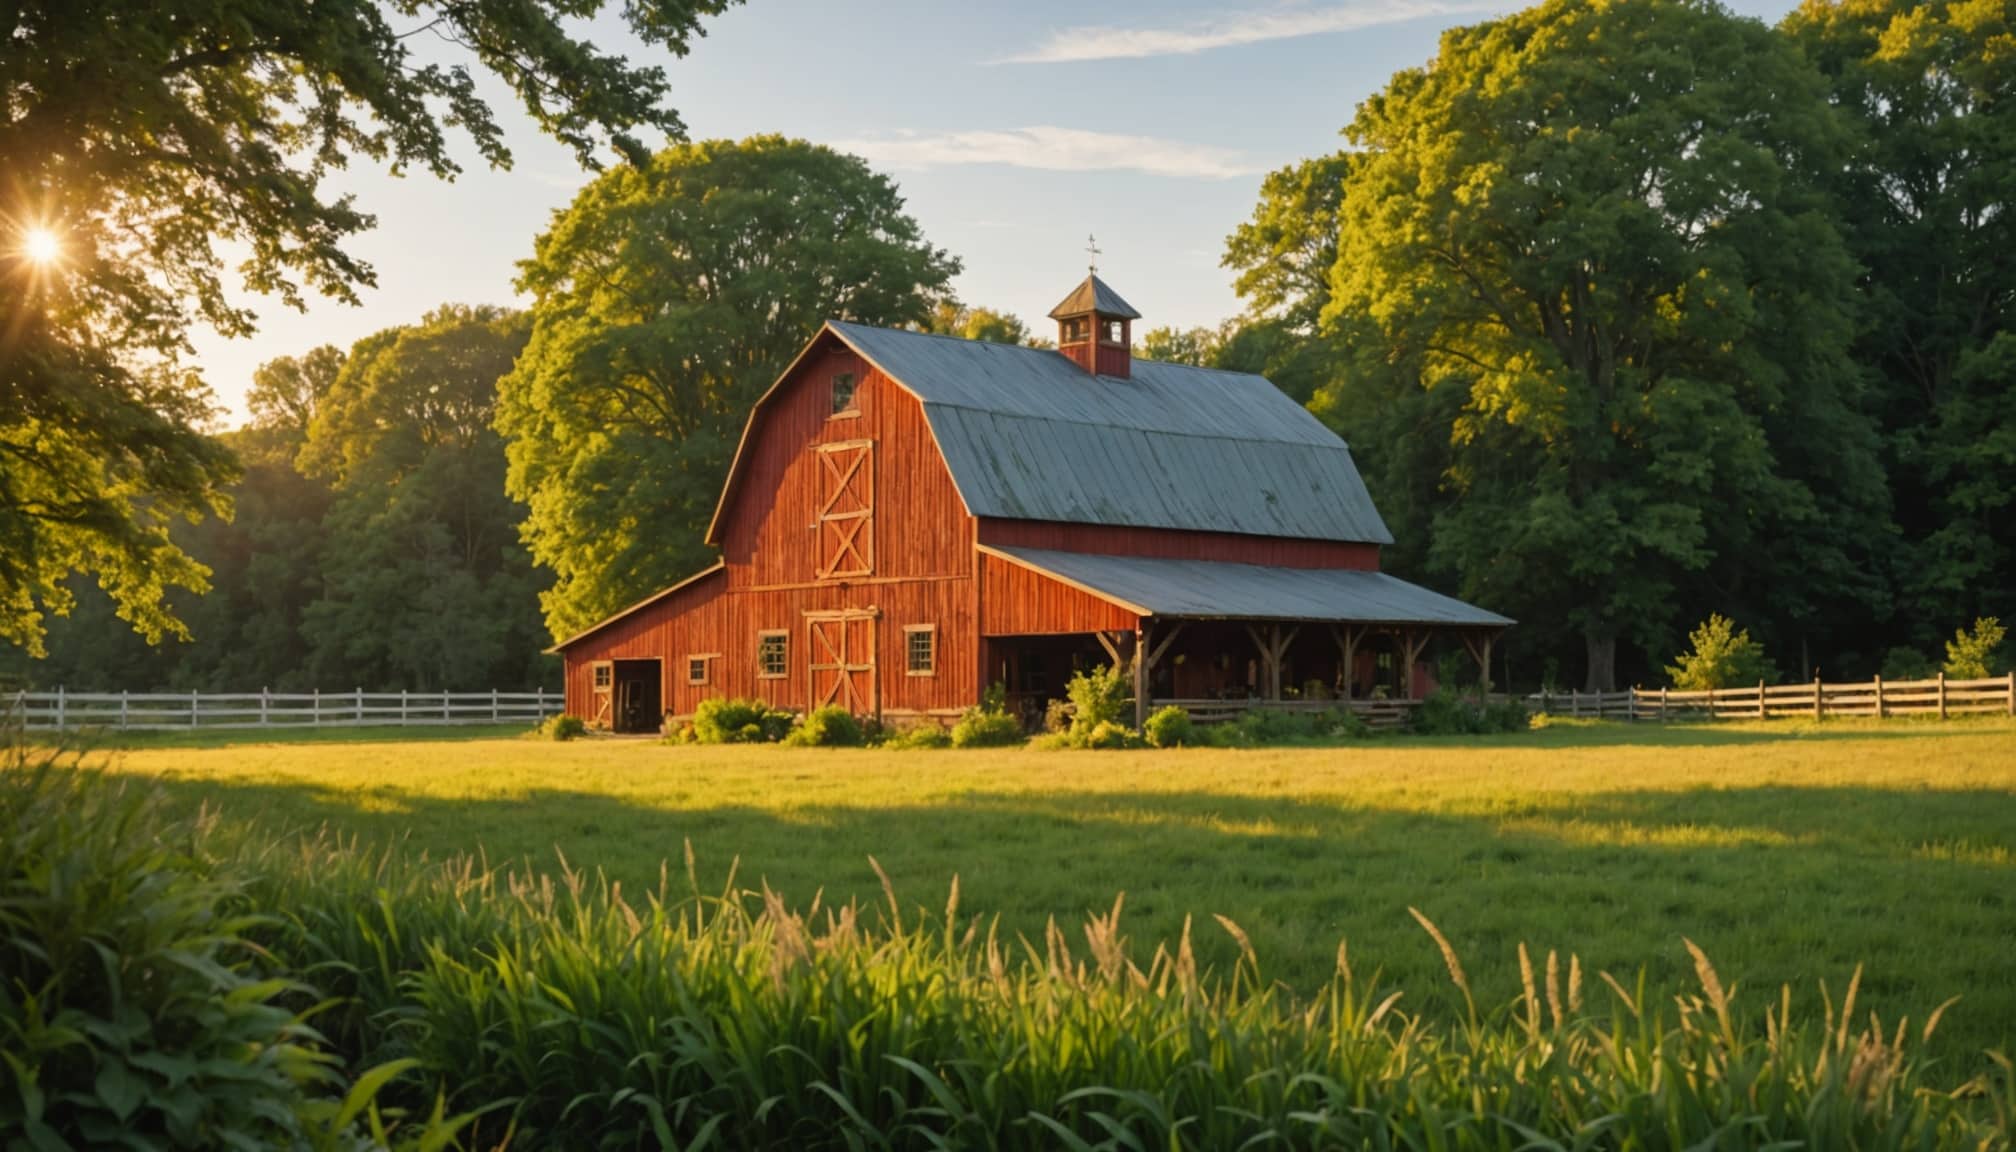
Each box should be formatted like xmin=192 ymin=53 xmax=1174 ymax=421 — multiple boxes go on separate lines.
xmin=611 ymin=659 xmax=663 ymax=734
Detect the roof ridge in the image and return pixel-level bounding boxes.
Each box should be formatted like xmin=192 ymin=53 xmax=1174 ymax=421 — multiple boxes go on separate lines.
xmin=922 ymin=401 xmax=1355 ymax=451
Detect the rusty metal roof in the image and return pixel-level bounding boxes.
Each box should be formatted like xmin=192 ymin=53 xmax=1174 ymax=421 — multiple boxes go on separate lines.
xmin=1047 ymin=274 xmax=1141 ymax=319
xmin=984 ymin=547 xmax=1513 ymax=627
xmin=828 ymin=321 xmax=1393 ymax=544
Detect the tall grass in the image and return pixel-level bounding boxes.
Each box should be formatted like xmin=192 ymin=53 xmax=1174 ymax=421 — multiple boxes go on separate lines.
xmin=5 ymin=749 xmax=2011 ymax=1150
xmin=233 ymin=832 xmax=2013 ymax=1150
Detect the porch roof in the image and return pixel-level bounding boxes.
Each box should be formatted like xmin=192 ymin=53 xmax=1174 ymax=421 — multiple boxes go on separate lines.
xmin=984 ymin=546 xmax=1513 ymax=628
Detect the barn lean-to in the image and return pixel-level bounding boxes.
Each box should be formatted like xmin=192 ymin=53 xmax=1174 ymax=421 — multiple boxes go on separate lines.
xmin=553 ymin=274 xmax=1510 ymax=733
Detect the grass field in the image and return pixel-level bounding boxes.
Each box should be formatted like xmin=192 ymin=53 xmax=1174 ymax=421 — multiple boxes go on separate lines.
xmin=83 ymin=717 xmax=2016 ymax=1066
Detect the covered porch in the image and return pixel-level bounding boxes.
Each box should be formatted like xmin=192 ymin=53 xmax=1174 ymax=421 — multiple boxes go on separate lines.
xmin=979 ymin=547 xmax=1512 ymax=728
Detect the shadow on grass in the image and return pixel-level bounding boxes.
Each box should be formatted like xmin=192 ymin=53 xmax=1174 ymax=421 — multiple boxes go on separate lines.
xmin=98 ymin=762 xmax=2016 ymax=1070
xmin=44 ymin=723 xmax=541 ymax=751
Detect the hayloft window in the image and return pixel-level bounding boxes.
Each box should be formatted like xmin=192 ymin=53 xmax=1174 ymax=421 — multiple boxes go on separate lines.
xmin=757 ymin=630 xmax=789 ymax=679
xmin=1102 ymin=319 xmax=1123 ymax=343
xmin=1062 ymin=318 xmax=1087 ymax=343
xmin=904 ymin=625 xmax=936 ymax=676
xmin=686 ymin=655 xmax=713 ymax=686
xmin=830 ymin=372 xmax=858 ymax=416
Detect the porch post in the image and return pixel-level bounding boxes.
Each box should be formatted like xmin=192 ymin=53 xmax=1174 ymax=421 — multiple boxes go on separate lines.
xmin=1133 ymin=623 xmax=1149 ymax=730
xmin=1332 ymin=624 xmax=1363 ymax=703
xmin=1477 ymin=632 xmax=1495 ymax=694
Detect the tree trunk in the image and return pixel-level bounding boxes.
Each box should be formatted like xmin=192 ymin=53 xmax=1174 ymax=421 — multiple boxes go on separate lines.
xmin=1584 ymin=626 xmax=1616 ymax=693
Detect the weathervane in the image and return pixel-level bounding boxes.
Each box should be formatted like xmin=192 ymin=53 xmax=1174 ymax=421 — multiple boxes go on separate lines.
xmin=1086 ymin=233 xmax=1101 ymax=274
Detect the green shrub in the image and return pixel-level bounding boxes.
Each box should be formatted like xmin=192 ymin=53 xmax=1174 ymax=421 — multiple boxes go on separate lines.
xmin=1042 ymin=697 xmax=1073 ymax=734
xmin=1326 ymin=707 xmax=1375 ymax=740
xmin=1411 ymin=691 xmax=1528 ymax=736
xmin=1142 ymin=704 xmax=1195 ymax=748
xmin=539 ymin=713 xmax=586 ymax=741
xmin=883 ymin=723 xmax=952 ymax=750
xmin=0 ymin=756 xmax=443 ymax=1150
xmin=783 ymin=705 xmax=865 ymax=747
xmin=692 ymin=697 xmax=793 ymax=744
xmin=1943 ymin=616 xmax=2007 ymax=680
xmin=1061 ymin=667 xmax=1132 ymax=746
xmin=1880 ymin=646 xmax=1937 ymax=681
xmin=1082 ymin=719 xmax=1138 ymax=749
xmin=1665 ymin=614 xmax=1774 ymax=690
xmin=951 ymin=709 xmax=1024 ymax=748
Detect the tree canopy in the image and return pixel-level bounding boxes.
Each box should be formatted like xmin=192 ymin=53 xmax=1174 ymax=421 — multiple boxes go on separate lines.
xmin=0 ymin=0 xmax=736 ymax=654
xmin=498 ymin=135 xmax=959 ymax=641
xmin=1317 ymin=0 xmax=1890 ymax=688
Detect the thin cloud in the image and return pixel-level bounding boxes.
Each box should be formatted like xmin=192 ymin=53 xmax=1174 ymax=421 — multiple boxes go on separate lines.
xmin=1002 ymin=0 xmax=1507 ymax=64
xmin=831 ymin=126 xmax=1258 ymax=181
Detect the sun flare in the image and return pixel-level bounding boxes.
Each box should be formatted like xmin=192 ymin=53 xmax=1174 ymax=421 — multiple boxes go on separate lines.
xmin=23 ymin=227 xmax=60 ymax=264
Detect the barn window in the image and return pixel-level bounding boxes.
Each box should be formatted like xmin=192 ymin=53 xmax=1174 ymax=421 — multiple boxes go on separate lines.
xmin=1102 ymin=319 xmax=1123 ymax=343
xmin=830 ymin=372 xmax=858 ymax=416
xmin=686 ymin=655 xmax=713 ymax=686
xmin=757 ymin=630 xmax=789 ymax=679
xmin=905 ymin=625 xmax=935 ymax=676
xmin=591 ymin=662 xmax=612 ymax=689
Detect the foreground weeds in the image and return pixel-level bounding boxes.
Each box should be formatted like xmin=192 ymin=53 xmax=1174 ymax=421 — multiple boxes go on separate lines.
xmin=5 ymin=751 xmax=2011 ymax=1150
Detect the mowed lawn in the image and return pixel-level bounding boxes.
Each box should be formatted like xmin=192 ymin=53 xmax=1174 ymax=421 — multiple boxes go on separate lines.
xmin=84 ymin=719 xmax=2016 ymax=1063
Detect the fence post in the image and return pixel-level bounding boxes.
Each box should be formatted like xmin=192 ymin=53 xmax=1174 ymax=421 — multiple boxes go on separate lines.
xmin=120 ymin=689 xmax=129 ymax=730
xmin=442 ymin=689 xmax=449 ymax=722
xmin=1937 ymin=671 xmax=1947 ymax=720
xmin=1813 ymin=674 xmax=1822 ymax=721
xmin=313 ymin=687 xmax=321 ymax=728
xmin=1660 ymin=686 xmax=1669 ymax=723
xmin=1757 ymin=679 xmax=1766 ymax=720
xmin=260 ymin=688 xmax=270 ymax=727
xmin=491 ymin=688 xmax=500 ymax=722
xmin=1707 ymin=686 xmax=1716 ymax=721
xmin=55 ymin=685 xmax=65 ymax=733
xmin=191 ymin=688 xmax=199 ymax=729
xmin=2007 ymin=671 xmax=2014 ymax=717
xmin=355 ymin=687 xmax=363 ymax=725
xmin=1873 ymin=675 xmax=1884 ymax=719
xmin=537 ymin=685 xmax=547 ymax=718
xmin=399 ymin=688 xmax=408 ymax=725
xmin=1626 ymin=687 xmax=1637 ymax=723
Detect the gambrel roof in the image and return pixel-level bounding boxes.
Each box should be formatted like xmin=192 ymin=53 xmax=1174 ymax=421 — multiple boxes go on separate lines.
xmin=708 ymin=322 xmax=1393 ymax=546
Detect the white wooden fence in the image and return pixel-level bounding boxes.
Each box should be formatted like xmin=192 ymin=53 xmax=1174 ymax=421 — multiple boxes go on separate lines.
xmin=7 ymin=687 xmax=561 ymax=732
xmin=1530 ymin=672 xmax=2016 ymax=722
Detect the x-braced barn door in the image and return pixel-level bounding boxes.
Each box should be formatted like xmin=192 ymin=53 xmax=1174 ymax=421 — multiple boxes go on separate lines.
xmin=816 ymin=440 xmax=874 ymax=579
xmin=807 ymin=611 xmax=877 ymax=715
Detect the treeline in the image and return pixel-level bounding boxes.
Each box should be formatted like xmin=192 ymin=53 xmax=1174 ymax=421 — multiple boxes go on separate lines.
xmin=6 ymin=0 xmax=2009 ymax=695
xmin=1144 ymin=0 xmax=2014 ymax=689
xmin=0 ymin=307 xmax=555 ymax=692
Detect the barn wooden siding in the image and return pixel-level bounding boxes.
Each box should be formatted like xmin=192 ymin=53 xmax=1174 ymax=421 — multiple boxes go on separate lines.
xmin=978 ymin=552 xmax=1138 ymax=636
xmin=718 ymin=342 xmax=972 ymax=587
xmin=564 ymin=339 xmax=982 ymax=722
xmin=977 ymin=519 xmax=1378 ymax=569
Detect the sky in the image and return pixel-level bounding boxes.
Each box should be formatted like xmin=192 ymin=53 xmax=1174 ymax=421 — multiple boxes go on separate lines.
xmin=190 ymin=0 xmax=1803 ymax=424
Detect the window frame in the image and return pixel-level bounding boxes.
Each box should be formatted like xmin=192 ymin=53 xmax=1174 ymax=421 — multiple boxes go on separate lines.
xmin=829 ymin=372 xmax=859 ymax=419
xmin=904 ymin=624 xmax=936 ymax=677
xmin=757 ymin=630 xmax=790 ymax=680
xmin=591 ymin=661 xmax=613 ymax=690
xmin=686 ymin=654 xmax=717 ymax=686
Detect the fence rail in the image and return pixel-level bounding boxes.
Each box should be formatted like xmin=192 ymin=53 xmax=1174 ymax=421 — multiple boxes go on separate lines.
xmin=1154 ymin=697 xmax=1422 ymax=730
xmin=7 ymin=687 xmax=562 ymax=732
xmin=1529 ymin=672 xmax=2016 ymax=722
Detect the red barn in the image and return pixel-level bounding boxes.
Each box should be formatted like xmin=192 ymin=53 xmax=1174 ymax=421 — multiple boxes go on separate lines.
xmin=552 ymin=275 xmax=1510 ymax=732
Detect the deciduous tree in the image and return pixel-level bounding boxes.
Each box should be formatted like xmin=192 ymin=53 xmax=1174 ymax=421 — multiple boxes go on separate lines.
xmin=1328 ymin=0 xmax=1889 ymax=689
xmin=499 ymin=136 xmax=958 ymax=640
xmin=0 ymin=0 xmax=735 ymax=654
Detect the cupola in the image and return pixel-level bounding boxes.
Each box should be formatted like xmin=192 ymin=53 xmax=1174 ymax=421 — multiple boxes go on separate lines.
xmin=1049 ymin=272 xmax=1140 ymax=379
